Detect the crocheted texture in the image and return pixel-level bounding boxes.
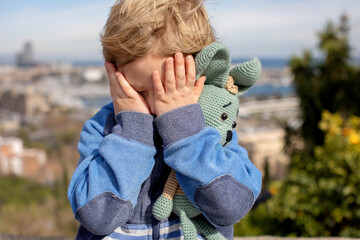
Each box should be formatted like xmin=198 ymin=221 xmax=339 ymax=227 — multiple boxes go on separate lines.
xmin=230 ymin=57 xmax=262 ymax=96
xmin=225 ymin=76 xmax=238 ymax=95
xmin=173 ymin=195 xmax=201 ymax=219
xmin=178 ymin=211 xmax=198 ymax=240
xmin=198 ymin=85 xmax=239 ymax=146
xmin=152 ymin=195 xmax=173 ymax=220
xmin=153 ymin=169 xmax=177 ymax=221
xmin=153 ymin=42 xmax=262 ymax=240
xmin=173 ymin=195 xmax=202 ymax=239
xmin=162 ymin=170 xmax=178 ymax=200
xmin=176 ymin=186 xmax=185 ymax=195
xmin=195 ymin=43 xmax=231 ymax=88
xmin=193 ymin=215 xmax=226 ymax=240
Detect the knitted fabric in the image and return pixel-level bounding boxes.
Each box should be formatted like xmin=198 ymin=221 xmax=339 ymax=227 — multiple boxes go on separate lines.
xmin=162 ymin=170 xmax=178 ymax=200
xmin=198 ymin=85 xmax=238 ymax=146
xmin=153 ymin=42 xmax=261 ymax=240
xmin=175 ymin=186 xmax=185 ymax=195
xmin=229 ymin=58 xmax=261 ymax=96
xmin=152 ymin=170 xmax=177 ymax=220
xmin=225 ymin=76 xmax=238 ymax=95
xmin=152 ymin=195 xmax=174 ymax=221
xmin=195 ymin=43 xmax=231 ymax=88
xmin=174 ymin=195 xmax=202 ymax=240
xmin=193 ymin=215 xmax=227 ymax=240
xmin=194 ymin=42 xmax=261 ymax=96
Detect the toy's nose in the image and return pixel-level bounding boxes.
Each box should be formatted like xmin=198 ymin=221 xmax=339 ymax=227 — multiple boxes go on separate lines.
xmin=226 ymin=130 xmax=233 ymax=143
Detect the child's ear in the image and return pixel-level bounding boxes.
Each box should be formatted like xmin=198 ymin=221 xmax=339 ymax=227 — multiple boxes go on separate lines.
xmin=195 ymin=43 xmax=231 ymax=88
xmin=229 ymin=57 xmax=262 ymax=96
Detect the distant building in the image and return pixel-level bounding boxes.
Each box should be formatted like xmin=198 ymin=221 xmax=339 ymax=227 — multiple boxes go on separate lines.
xmin=0 ymin=137 xmax=53 ymax=182
xmin=82 ymin=68 xmax=105 ymax=82
xmin=237 ymin=127 xmax=290 ymax=180
xmin=16 ymin=41 xmax=35 ymax=67
xmin=235 ymin=97 xmax=302 ymax=181
xmin=238 ymin=98 xmax=300 ymax=119
xmin=0 ymin=87 xmax=51 ymax=117
xmin=0 ymin=109 xmax=21 ymax=134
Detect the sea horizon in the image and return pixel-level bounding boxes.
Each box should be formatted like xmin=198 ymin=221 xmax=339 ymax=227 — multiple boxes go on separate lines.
xmin=0 ymin=55 xmax=291 ymax=69
xmin=2 ymin=56 xmax=359 ymax=69
xmin=75 ymin=57 xmax=292 ymax=69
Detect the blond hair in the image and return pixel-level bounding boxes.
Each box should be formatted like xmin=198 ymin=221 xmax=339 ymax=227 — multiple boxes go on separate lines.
xmin=101 ymin=0 xmax=216 ymax=67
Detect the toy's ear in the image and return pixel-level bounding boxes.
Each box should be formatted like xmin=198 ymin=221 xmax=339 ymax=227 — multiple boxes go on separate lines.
xmin=229 ymin=57 xmax=262 ymax=96
xmin=195 ymin=43 xmax=231 ymax=88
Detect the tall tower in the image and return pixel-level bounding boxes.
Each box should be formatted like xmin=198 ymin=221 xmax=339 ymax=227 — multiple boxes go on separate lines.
xmin=23 ymin=42 xmax=34 ymax=65
xmin=16 ymin=41 xmax=35 ymax=67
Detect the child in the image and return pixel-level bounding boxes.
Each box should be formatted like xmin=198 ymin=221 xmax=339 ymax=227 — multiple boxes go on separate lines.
xmin=67 ymin=0 xmax=262 ymax=239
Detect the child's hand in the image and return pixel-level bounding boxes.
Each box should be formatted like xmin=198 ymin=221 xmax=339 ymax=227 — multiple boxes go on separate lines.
xmin=105 ymin=62 xmax=150 ymax=115
xmin=152 ymin=53 xmax=206 ymax=116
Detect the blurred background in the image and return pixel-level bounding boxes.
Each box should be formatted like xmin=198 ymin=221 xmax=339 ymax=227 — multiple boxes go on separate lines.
xmin=0 ymin=0 xmax=359 ymax=238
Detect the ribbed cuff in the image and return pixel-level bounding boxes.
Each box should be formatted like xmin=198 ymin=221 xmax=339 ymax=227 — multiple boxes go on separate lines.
xmin=112 ymin=111 xmax=156 ymax=146
xmin=155 ymin=104 xmax=206 ymax=147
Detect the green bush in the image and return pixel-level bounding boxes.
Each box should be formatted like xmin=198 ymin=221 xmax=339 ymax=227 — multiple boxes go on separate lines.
xmin=0 ymin=176 xmax=78 ymax=236
xmin=235 ymin=112 xmax=360 ymax=237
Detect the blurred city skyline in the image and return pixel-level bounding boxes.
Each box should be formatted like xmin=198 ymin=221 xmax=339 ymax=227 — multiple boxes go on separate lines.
xmin=0 ymin=0 xmax=360 ymax=63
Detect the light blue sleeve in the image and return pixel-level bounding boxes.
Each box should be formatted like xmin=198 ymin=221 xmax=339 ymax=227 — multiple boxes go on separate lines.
xmin=155 ymin=104 xmax=262 ymax=227
xmin=67 ymin=103 xmax=157 ymax=235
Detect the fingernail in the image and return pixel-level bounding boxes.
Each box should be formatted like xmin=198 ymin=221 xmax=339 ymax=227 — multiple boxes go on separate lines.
xmin=176 ymin=52 xmax=183 ymax=59
xmin=186 ymin=55 xmax=193 ymax=60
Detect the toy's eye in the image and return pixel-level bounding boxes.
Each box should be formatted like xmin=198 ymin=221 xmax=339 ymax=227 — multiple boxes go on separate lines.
xmin=221 ymin=113 xmax=228 ymax=121
xmin=232 ymin=121 xmax=237 ymax=128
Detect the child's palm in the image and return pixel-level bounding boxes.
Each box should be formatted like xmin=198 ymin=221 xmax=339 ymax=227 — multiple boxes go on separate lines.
xmin=105 ymin=62 xmax=150 ymax=115
xmin=152 ymin=53 xmax=205 ymax=116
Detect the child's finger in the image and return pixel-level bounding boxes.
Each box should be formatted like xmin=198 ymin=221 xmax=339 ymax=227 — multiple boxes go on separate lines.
xmin=152 ymin=71 xmax=165 ymax=98
xmin=174 ymin=53 xmax=185 ymax=89
xmin=185 ymin=55 xmax=196 ymax=87
xmin=194 ymin=76 xmax=206 ymax=100
xmin=115 ymin=72 xmax=136 ymax=97
xmin=105 ymin=62 xmax=119 ymax=87
xmin=105 ymin=62 xmax=124 ymax=96
xmin=165 ymin=57 xmax=176 ymax=92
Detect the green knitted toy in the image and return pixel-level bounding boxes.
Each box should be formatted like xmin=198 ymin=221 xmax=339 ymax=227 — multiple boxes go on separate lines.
xmin=152 ymin=43 xmax=261 ymax=240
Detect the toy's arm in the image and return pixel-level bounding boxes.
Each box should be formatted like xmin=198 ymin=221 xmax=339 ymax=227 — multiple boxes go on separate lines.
xmin=161 ymin=169 xmax=179 ymax=199
xmin=155 ymin=104 xmax=262 ymax=227
xmin=152 ymin=169 xmax=179 ymax=220
xmin=67 ymin=103 xmax=156 ymax=235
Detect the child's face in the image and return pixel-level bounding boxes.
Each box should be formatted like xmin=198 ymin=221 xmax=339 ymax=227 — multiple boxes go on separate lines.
xmin=118 ymin=54 xmax=167 ymax=115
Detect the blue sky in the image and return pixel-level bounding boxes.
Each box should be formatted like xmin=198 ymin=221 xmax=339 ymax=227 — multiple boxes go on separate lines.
xmin=0 ymin=0 xmax=359 ymax=62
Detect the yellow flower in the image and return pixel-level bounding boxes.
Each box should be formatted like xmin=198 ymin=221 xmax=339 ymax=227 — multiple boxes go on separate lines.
xmin=349 ymin=132 xmax=360 ymax=145
xmin=269 ymin=186 xmax=278 ymax=195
